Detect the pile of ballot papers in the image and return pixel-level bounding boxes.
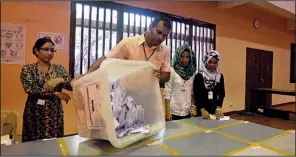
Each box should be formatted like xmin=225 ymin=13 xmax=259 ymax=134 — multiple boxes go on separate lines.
xmin=109 ymin=79 xmax=151 ymax=138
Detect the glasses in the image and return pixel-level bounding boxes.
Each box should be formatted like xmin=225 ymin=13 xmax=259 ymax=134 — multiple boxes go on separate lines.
xmin=40 ymin=47 xmax=57 ymax=53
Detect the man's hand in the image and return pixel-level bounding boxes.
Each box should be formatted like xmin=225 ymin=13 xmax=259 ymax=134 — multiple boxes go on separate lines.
xmin=88 ymin=56 xmax=106 ymax=73
xmin=201 ymin=108 xmax=210 ymax=120
xmin=153 ymin=69 xmax=161 ymax=80
xmin=153 ymin=69 xmax=170 ymax=83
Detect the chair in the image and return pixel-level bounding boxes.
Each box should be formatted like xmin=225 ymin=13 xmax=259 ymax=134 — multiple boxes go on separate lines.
xmin=1 ymin=110 xmax=19 ymax=143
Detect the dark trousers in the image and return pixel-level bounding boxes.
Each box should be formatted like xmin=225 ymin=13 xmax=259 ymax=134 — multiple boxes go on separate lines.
xmin=171 ymin=114 xmax=191 ymax=121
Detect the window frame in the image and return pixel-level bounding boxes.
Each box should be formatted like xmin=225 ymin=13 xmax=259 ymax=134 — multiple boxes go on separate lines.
xmin=69 ymin=1 xmax=216 ymax=78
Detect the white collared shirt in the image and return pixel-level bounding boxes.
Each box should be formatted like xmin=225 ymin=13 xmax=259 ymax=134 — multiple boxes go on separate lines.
xmin=164 ymin=68 xmax=195 ymax=116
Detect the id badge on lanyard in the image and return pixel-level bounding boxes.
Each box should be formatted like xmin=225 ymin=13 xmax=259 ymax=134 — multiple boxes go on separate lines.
xmin=208 ymin=90 xmax=213 ymax=100
xmin=37 ymin=99 xmax=46 ymax=105
xmin=181 ymin=81 xmax=186 ymax=91
xmin=142 ymin=44 xmax=156 ymax=61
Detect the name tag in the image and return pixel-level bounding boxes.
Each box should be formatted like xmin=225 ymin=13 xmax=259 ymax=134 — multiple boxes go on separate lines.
xmin=37 ymin=99 xmax=46 ymax=105
xmin=208 ymin=91 xmax=213 ymax=100
xmin=181 ymin=84 xmax=186 ymax=91
xmin=181 ymin=81 xmax=186 ymax=91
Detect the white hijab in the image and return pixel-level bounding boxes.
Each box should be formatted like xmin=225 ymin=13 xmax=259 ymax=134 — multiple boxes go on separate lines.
xmin=199 ymin=50 xmax=222 ymax=89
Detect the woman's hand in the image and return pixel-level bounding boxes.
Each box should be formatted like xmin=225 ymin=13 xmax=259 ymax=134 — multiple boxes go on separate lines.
xmin=165 ymin=99 xmax=171 ymax=121
xmin=44 ymin=78 xmax=65 ymax=90
xmin=201 ymin=108 xmax=210 ymax=120
xmin=165 ymin=110 xmax=172 ymax=121
xmin=215 ymin=107 xmax=224 ymax=118
xmin=190 ymin=106 xmax=197 ymax=117
xmin=54 ymin=92 xmax=71 ymax=103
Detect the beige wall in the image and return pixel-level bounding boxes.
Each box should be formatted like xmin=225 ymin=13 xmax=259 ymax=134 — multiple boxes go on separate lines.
xmin=1 ymin=1 xmax=294 ymax=135
xmin=1 ymin=2 xmax=77 ymax=135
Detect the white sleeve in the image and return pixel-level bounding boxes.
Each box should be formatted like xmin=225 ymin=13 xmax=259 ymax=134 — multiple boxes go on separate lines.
xmin=164 ymin=68 xmax=174 ymax=100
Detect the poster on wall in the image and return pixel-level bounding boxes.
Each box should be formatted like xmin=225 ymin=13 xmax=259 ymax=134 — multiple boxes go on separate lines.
xmin=1 ymin=22 xmax=26 ymax=64
xmin=38 ymin=32 xmax=67 ymax=52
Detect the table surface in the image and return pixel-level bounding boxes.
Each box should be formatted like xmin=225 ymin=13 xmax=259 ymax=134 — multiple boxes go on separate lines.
xmin=255 ymin=88 xmax=295 ymax=93
xmin=1 ymin=117 xmax=295 ymax=156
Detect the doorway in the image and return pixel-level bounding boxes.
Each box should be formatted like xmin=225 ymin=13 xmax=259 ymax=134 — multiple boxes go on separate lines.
xmin=245 ymin=48 xmax=273 ymax=112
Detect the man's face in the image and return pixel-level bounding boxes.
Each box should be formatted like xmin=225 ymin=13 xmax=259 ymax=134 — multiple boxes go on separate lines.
xmin=148 ymin=21 xmax=171 ymax=46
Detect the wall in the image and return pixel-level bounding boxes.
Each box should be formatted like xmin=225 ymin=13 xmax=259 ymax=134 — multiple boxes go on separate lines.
xmin=118 ymin=1 xmax=295 ymax=111
xmin=1 ymin=1 xmax=77 ymax=135
xmin=1 ymin=1 xmax=294 ymax=136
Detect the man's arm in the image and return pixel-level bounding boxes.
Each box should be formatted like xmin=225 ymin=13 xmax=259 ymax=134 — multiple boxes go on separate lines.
xmin=160 ymin=72 xmax=170 ymax=83
xmin=160 ymin=47 xmax=171 ymax=83
xmin=88 ymin=56 xmax=107 ymax=73
xmin=88 ymin=39 xmax=128 ymax=73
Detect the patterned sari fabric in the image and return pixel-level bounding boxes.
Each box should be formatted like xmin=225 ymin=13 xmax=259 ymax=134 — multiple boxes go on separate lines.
xmin=20 ymin=63 xmax=72 ymax=142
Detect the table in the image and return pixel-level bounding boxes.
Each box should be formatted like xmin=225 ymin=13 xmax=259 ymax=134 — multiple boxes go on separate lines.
xmin=251 ymin=88 xmax=295 ymax=113
xmin=1 ymin=117 xmax=295 ymax=156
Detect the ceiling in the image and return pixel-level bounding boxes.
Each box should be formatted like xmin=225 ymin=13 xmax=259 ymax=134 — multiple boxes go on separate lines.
xmin=268 ymin=1 xmax=295 ymax=14
xmin=217 ymin=1 xmax=295 ymax=31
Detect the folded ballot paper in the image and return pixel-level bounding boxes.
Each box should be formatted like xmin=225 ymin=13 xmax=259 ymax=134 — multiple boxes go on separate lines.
xmin=206 ymin=114 xmax=230 ymax=121
xmin=109 ymin=79 xmax=151 ymax=138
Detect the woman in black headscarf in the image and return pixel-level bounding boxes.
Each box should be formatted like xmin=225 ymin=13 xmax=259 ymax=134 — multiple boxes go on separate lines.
xmin=193 ymin=50 xmax=225 ymax=119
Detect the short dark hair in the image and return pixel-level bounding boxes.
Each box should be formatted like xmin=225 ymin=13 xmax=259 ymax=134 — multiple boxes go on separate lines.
xmin=151 ymin=15 xmax=172 ymax=30
xmin=32 ymin=37 xmax=55 ymax=56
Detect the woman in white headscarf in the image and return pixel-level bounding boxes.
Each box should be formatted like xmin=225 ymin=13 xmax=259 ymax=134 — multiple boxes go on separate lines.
xmin=193 ymin=50 xmax=225 ymax=120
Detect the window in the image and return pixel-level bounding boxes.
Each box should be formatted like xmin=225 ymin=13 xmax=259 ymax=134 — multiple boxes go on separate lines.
xmin=69 ymin=1 xmax=216 ymax=78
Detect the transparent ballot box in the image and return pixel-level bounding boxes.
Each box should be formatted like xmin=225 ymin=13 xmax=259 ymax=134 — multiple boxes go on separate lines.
xmin=71 ymin=58 xmax=165 ymax=148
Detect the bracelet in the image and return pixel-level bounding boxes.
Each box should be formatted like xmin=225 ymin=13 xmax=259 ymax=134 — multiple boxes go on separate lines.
xmin=191 ymin=105 xmax=196 ymax=108
xmin=216 ymin=108 xmax=221 ymax=111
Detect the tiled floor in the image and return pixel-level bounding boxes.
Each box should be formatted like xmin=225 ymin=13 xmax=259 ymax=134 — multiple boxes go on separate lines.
xmin=230 ymin=146 xmax=283 ymax=156
xmin=231 ymin=104 xmax=295 ymax=131
xmin=274 ymin=104 xmax=295 ymax=113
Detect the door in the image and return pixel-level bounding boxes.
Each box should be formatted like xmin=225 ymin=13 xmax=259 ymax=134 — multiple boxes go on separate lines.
xmin=259 ymin=50 xmax=273 ymax=107
xmin=245 ymin=48 xmax=261 ymax=112
xmin=245 ymin=48 xmax=273 ymax=112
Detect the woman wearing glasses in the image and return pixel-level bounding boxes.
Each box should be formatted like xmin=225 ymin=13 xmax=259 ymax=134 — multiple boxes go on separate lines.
xmin=20 ymin=38 xmax=72 ymax=142
xmin=164 ymin=45 xmax=197 ymax=121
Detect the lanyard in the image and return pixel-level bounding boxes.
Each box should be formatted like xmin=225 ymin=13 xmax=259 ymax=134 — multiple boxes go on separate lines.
xmin=142 ymin=44 xmax=156 ymax=61
xmin=36 ymin=62 xmax=51 ymax=81
xmin=36 ymin=62 xmax=51 ymax=73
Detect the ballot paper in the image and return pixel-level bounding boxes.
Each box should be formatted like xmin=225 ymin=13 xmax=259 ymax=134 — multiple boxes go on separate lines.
xmin=201 ymin=114 xmax=230 ymax=121
xmin=218 ymin=116 xmax=230 ymax=121
xmin=109 ymin=79 xmax=149 ymax=138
